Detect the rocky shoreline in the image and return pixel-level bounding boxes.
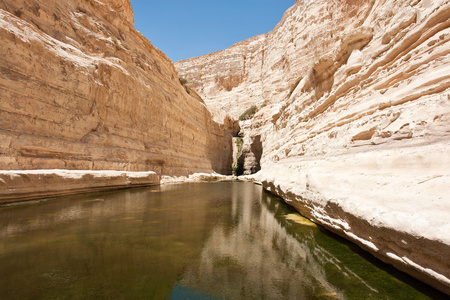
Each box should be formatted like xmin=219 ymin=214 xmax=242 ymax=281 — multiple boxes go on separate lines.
xmin=0 ymin=170 xmax=247 ymax=204
xmin=0 ymin=170 xmax=159 ymax=204
xmin=252 ymin=157 xmax=450 ymax=294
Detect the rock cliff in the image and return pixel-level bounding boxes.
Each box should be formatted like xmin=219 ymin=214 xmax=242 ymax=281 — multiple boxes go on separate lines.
xmin=100 ymin=0 xmax=134 ymax=24
xmin=0 ymin=0 xmax=235 ymax=175
xmin=176 ymin=0 xmax=450 ymax=294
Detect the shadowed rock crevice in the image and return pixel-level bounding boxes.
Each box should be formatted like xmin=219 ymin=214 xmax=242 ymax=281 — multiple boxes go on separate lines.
xmin=240 ymin=133 xmax=263 ymax=175
xmin=249 ymin=135 xmax=263 ymax=173
xmin=231 ymin=137 xmax=244 ymax=176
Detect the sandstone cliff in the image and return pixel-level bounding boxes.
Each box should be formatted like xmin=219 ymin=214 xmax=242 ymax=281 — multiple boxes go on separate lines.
xmin=0 ymin=0 xmax=235 ymax=175
xmin=176 ymin=0 xmax=450 ymax=294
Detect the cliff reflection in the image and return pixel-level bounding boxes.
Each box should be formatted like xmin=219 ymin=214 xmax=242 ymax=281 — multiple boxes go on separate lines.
xmin=177 ymin=183 xmax=350 ymax=299
xmin=0 ymin=184 xmax=224 ymax=299
xmin=176 ymin=183 xmax=428 ymax=300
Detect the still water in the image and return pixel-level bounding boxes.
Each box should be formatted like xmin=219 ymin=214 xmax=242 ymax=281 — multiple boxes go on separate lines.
xmin=0 ymin=182 xmax=443 ymax=299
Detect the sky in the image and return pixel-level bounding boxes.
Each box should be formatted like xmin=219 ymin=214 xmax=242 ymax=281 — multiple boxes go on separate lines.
xmin=130 ymin=0 xmax=295 ymax=62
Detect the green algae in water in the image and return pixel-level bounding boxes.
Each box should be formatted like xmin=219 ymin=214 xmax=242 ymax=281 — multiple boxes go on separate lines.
xmin=0 ymin=182 xmax=445 ymax=299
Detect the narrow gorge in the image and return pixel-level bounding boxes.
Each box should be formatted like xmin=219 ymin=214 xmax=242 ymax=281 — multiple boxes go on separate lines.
xmin=0 ymin=0 xmax=449 ymax=296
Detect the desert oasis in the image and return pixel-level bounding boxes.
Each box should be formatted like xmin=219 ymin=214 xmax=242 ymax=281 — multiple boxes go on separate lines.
xmin=0 ymin=0 xmax=449 ymax=298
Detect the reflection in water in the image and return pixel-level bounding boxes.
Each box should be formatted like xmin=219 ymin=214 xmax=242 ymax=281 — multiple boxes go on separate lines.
xmin=0 ymin=182 xmax=440 ymax=299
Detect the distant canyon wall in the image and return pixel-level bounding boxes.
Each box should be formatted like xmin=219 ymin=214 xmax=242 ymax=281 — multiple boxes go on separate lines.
xmin=0 ymin=0 xmax=234 ymax=175
xmin=176 ymin=0 xmax=450 ymax=294
xmin=176 ymin=34 xmax=268 ymax=121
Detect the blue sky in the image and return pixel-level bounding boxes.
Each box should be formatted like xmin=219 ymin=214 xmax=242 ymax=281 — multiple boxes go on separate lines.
xmin=130 ymin=0 xmax=295 ymax=62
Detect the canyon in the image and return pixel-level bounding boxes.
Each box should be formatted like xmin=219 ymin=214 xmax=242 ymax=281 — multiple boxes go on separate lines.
xmin=0 ymin=0 xmax=235 ymax=176
xmin=176 ymin=0 xmax=450 ymax=294
xmin=0 ymin=0 xmax=449 ymax=296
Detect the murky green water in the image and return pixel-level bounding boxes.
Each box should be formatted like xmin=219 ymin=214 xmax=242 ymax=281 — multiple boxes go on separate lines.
xmin=0 ymin=182 xmax=444 ymax=299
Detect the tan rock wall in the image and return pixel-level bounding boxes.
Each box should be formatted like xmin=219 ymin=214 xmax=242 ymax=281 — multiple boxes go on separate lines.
xmin=0 ymin=0 xmax=233 ymax=175
xmin=175 ymin=0 xmax=450 ymax=294
xmin=100 ymin=0 xmax=134 ymax=24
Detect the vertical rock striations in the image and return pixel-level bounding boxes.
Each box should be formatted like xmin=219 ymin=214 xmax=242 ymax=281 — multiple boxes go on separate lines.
xmin=0 ymin=0 xmax=234 ymax=176
xmin=175 ymin=0 xmax=450 ymax=294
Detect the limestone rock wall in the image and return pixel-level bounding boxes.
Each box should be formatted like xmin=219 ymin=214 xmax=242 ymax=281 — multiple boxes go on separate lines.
xmin=175 ymin=0 xmax=376 ymax=121
xmin=176 ymin=34 xmax=267 ymax=121
xmin=175 ymin=0 xmax=450 ymax=294
xmin=0 ymin=0 xmax=234 ymax=175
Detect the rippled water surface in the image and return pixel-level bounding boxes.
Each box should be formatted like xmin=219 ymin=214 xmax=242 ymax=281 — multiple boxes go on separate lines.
xmin=0 ymin=182 xmax=443 ymax=299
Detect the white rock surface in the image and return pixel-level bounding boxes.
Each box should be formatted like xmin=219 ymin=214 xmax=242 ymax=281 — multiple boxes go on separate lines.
xmin=161 ymin=172 xmax=236 ymax=184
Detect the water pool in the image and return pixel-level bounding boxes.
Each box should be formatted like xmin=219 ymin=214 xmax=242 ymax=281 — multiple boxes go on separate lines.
xmin=0 ymin=182 xmax=443 ymax=299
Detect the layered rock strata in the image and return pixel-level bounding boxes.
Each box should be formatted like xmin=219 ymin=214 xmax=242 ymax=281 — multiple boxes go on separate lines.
xmin=0 ymin=0 xmax=234 ymax=177
xmin=176 ymin=0 xmax=450 ymax=294
xmin=176 ymin=34 xmax=267 ymax=122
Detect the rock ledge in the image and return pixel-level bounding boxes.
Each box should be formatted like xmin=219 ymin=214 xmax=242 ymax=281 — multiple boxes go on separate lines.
xmin=0 ymin=170 xmax=160 ymax=203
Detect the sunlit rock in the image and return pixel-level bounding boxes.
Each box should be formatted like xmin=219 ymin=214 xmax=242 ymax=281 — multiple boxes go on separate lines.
xmin=0 ymin=0 xmax=233 ymax=176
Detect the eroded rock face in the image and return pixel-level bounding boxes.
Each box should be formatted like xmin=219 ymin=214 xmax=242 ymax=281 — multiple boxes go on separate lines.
xmin=0 ymin=0 xmax=233 ymax=175
xmin=100 ymin=0 xmax=134 ymax=24
xmin=175 ymin=0 xmax=450 ymax=294
xmin=176 ymin=34 xmax=267 ymax=122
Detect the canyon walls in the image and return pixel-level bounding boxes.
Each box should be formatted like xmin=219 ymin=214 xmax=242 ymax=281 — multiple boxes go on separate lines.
xmin=1 ymin=0 xmax=449 ymax=294
xmin=0 ymin=0 xmax=235 ymax=176
xmin=176 ymin=0 xmax=450 ymax=294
